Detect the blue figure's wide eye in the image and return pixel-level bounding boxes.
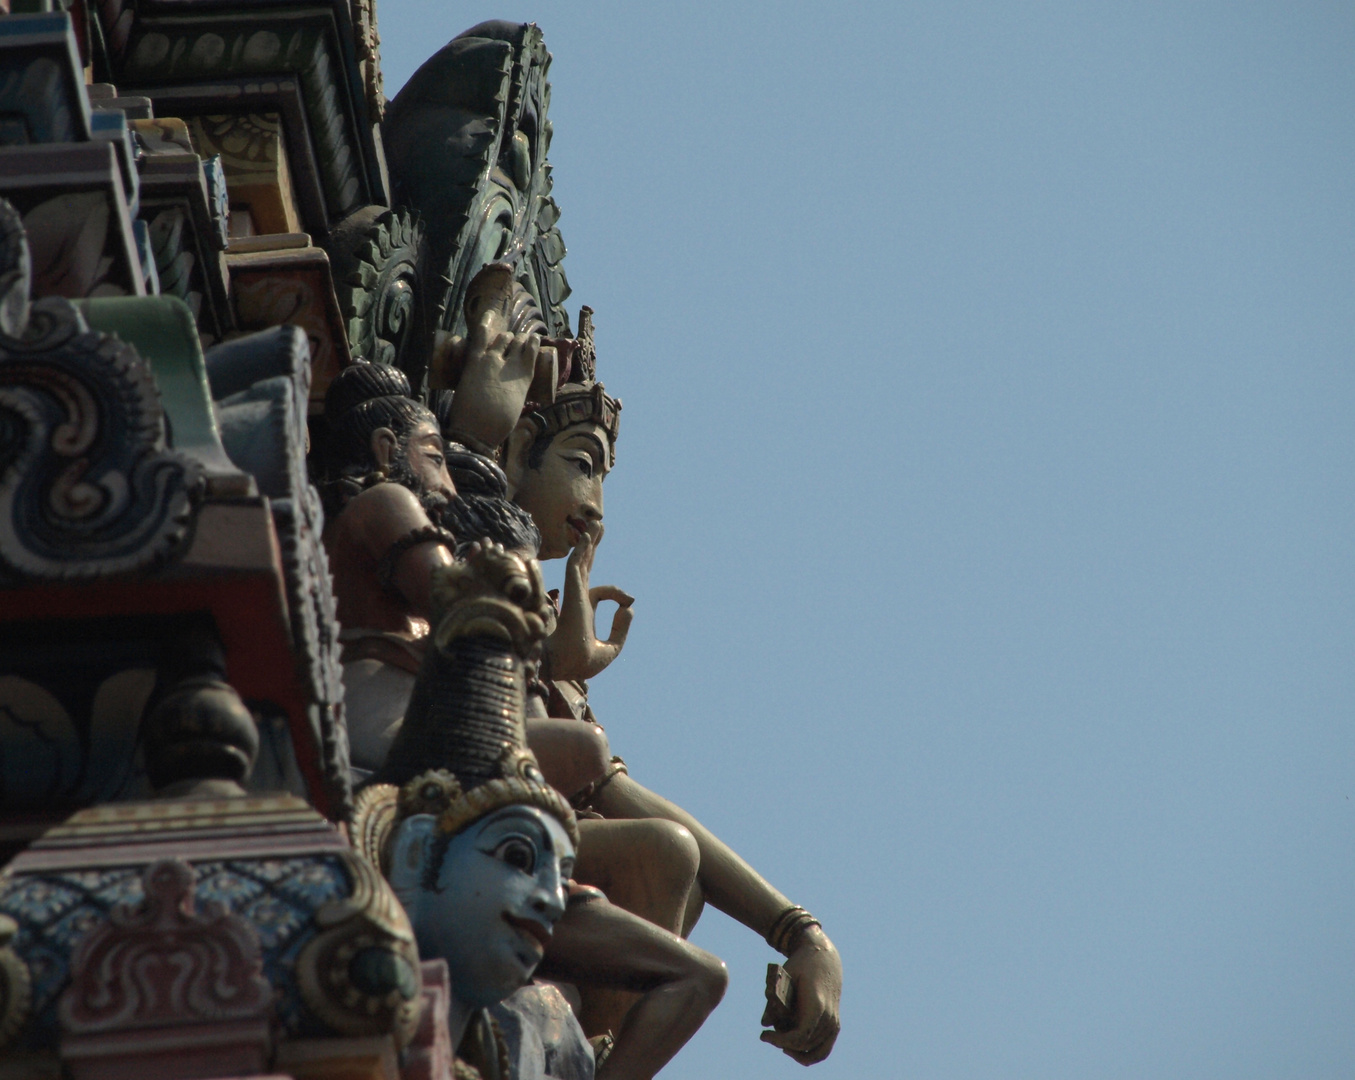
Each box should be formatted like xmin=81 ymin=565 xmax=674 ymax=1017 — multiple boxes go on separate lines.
xmin=497 ymin=837 xmax=536 ymax=874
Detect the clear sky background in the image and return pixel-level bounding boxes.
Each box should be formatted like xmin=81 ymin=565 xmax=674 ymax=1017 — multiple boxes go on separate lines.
xmin=379 ymin=4 xmax=1354 ymax=1078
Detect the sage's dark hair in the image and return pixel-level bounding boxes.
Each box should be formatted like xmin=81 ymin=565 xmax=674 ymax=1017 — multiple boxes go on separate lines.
xmin=324 ymin=363 xmax=435 ymax=478
xmin=444 ymin=493 xmax=540 ymax=556
xmin=445 ymin=441 xmax=509 ymax=498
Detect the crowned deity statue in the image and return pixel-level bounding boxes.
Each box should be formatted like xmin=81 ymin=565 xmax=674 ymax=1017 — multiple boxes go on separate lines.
xmin=500 ymin=310 xmax=844 ymax=1065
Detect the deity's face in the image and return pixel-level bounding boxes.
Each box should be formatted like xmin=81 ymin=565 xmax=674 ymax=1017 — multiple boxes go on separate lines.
xmin=506 ymin=420 xmax=611 ymax=560
xmin=373 ymin=419 xmax=456 ymax=504
xmin=390 ymin=805 xmax=575 ymax=1009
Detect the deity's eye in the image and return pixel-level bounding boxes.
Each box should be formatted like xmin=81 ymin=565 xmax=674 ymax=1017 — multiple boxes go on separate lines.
xmin=494 ymin=836 xmax=537 ymax=874
xmin=559 ymin=857 xmax=575 ymax=881
xmin=570 ymin=454 xmax=593 ymax=477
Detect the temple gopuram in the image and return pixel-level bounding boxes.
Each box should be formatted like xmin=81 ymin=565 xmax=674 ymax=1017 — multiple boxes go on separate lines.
xmin=0 ymin=4 xmax=842 ymax=1079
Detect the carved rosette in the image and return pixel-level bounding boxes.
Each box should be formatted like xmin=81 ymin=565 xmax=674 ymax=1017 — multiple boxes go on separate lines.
xmin=0 ymin=198 xmax=202 ymax=583
xmin=329 ymin=205 xmax=425 ymax=369
xmin=0 ymin=914 xmax=32 ymax=1051
xmin=296 ymin=849 xmax=422 ymax=1047
xmin=58 ymin=860 xmax=270 ymax=1033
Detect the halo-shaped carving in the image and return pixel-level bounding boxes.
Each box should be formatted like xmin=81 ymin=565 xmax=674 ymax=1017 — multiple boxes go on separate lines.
xmin=384 ymin=22 xmax=572 ymax=394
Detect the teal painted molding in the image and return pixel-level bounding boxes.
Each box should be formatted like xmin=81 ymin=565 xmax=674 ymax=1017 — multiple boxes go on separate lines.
xmin=78 ymin=295 xmax=249 ymax=488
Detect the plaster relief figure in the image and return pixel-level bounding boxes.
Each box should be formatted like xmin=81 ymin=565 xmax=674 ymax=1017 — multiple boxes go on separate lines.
xmin=320 ymin=362 xmax=459 ymax=772
xmin=400 ymin=447 xmax=729 ymax=1080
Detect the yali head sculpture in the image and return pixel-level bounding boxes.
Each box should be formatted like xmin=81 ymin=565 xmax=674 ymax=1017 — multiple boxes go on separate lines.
xmin=503 ymin=307 xmax=621 ymax=559
xmin=354 ymin=544 xmax=577 ymax=1040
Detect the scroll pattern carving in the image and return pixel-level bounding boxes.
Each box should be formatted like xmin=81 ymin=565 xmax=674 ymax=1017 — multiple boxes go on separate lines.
xmin=0 ymin=198 xmax=201 ymax=583
xmin=296 ymin=849 xmax=421 ymax=1047
xmin=57 ymin=860 xmax=270 ymax=1033
xmin=330 ymin=205 xmax=424 ymax=369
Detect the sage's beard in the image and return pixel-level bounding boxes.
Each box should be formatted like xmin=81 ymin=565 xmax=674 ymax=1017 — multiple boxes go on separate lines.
xmin=385 ymin=440 xmax=450 ymax=518
xmin=420 ymin=489 xmax=451 ymax=518
xmin=386 ymin=441 xmax=419 ymax=492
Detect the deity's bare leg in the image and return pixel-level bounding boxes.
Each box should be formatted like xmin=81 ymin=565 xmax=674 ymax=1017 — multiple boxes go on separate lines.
xmin=540 ymin=895 xmax=726 ymax=1080
xmin=566 ymin=816 xmax=702 ymax=1035
xmin=526 ymin=716 xmax=611 ymax=799
xmin=590 ymin=770 xmax=844 ymax=1064
xmin=574 ymin=818 xmax=698 ymax=936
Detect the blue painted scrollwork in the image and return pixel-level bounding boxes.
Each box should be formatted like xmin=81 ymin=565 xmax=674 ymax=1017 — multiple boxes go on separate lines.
xmin=0 ymin=198 xmax=201 ymax=583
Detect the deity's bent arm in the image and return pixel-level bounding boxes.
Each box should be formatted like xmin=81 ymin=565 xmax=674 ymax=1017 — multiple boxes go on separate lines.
xmin=586 ymin=757 xmax=842 ymax=1063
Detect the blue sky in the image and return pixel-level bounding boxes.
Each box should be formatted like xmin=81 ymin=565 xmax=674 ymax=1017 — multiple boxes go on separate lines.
xmin=379 ymin=4 xmax=1355 ymax=1077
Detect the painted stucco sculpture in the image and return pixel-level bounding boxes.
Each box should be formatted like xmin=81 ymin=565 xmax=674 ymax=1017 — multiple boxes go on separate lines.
xmin=352 ymin=543 xmax=583 ymax=1078
xmin=499 ymin=309 xmax=844 ymax=1065
xmin=0 ymin=7 xmax=843 ymax=1079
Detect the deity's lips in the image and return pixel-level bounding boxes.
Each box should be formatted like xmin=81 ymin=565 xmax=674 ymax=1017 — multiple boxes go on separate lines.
xmin=566 ymin=517 xmax=589 ymax=544
xmin=503 ymin=911 xmax=552 ymax=951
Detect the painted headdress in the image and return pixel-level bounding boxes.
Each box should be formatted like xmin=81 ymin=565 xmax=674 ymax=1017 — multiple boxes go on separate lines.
xmin=524 ymin=307 xmax=622 ymax=466
xmin=353 ymin=543 xmax=578 ymax=873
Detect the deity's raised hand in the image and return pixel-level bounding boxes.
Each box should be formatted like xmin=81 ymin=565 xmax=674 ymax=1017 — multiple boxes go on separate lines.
xmin=429 ymin=262 xmax=558 ymax=454
xmin=547 ymin=521 xmax=634 ymax=681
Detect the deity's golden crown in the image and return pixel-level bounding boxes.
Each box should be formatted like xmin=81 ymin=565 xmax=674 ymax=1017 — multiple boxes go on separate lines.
xmin=403 ymin=749 xmax=577 ymax=844
xmin=350 ymin=548 xmax=579 ymax=873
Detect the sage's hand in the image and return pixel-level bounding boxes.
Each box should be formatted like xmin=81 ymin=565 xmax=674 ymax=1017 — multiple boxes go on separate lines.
xmin=547 ymin=523 xmax=634 ymax=681
xmin=759 ymin=928 xmax=842 ymax=1065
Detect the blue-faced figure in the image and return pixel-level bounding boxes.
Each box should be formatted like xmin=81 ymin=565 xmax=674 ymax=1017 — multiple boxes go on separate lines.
xmin=353 ymin=544 xmax=581 ymax=1071
xmin=390 ymin=798 xmax=576 ymax=1013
